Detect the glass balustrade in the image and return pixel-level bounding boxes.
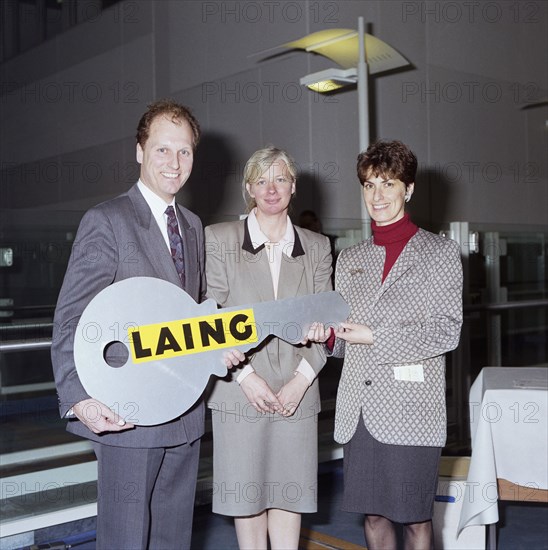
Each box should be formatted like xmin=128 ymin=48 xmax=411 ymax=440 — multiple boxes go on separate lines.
xmin=1 ymin=213 xmax=546 ymax=537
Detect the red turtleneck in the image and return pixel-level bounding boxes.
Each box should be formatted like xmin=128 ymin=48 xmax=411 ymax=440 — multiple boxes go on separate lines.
xmin=372 ymin=213 xmax=418 ymax=282
xmin=325 ymin=213 xmax=418 ymax=350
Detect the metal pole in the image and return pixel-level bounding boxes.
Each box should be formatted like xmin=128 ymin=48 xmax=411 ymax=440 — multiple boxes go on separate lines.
xmin=357 ymin=16 xmax=371 ymax=239
xmin=484 ymin=232 xmax=503 ymax=366
xmin=449 ymin=221 xmax=471 ymax=447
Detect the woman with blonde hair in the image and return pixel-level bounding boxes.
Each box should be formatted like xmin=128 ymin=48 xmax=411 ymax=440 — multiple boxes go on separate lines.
xmin=205 ymin=146 xmax=333 ymax=549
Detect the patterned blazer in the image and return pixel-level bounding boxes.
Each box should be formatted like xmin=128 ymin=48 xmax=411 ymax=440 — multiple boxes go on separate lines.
xmin=204 ymin=219 xmax=332 ymax=420
xmin=332 ymin=229 xmax=463 ymax=447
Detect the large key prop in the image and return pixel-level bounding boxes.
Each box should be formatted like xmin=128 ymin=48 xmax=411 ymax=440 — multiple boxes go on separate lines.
xmin=74 ymin=277 xmax=349 ymax=425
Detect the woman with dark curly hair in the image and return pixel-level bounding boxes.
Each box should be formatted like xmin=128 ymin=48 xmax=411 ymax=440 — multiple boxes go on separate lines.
xmin=309 ymin=140 xmax=463 ymax=549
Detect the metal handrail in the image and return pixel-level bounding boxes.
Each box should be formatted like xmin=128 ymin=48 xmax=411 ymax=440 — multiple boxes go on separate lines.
xmin=0 ymin=322 xmax=53 ymax=332
xmin=0 ymin=338 xmax=52 ymax=352
xmin=464 ymin=299 xmax=548 ymax=312
xmin=0 ymin=298 xmax=546 ymax=354
xmin=0 ymin=305 xmax=56 ymax=313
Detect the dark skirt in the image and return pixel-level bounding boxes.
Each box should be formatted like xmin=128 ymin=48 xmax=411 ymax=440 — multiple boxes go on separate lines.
xmin=342 ymin=417 xmax=441 ymax=523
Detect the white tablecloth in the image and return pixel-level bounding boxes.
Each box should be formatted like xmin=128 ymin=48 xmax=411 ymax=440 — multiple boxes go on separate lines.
xmin=458 ymin=367 xmax=548 ymax=534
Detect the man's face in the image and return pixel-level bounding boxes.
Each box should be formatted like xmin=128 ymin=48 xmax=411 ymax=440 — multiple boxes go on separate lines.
xmin=136 ymin=115 xmax=194 ymax=203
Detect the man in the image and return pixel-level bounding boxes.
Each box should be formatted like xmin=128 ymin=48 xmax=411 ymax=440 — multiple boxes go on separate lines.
xmin=52 ymin=99 xmax=240 ymax=549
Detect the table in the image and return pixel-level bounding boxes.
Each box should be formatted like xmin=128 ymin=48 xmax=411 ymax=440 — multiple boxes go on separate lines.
xmin=458 ymin=367 xmax=548 ymax=544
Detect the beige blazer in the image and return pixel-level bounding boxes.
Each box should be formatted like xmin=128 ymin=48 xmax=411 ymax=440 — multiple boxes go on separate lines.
xmin=332 ymin=229 xmax=463 ymax=447
xmin=204 ymin=219 xmax=333 ymax=419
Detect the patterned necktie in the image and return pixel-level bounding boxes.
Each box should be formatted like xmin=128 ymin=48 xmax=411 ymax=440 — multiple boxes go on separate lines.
xmin=165 ymin=205 xmax=185 ymax=286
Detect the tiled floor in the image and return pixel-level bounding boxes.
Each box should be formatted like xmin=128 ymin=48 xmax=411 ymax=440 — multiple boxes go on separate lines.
xmin=23 ymin=460 xmax=548 ymax=550
xmin=3 ymin=383 xmax=548 ymax=550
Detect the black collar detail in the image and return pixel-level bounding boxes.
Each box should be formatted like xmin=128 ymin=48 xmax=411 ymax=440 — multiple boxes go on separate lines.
xmin=242 ymin=217 xmax=265 ymax=254
xmin=241 ymin=217 xmax=305 ymax=258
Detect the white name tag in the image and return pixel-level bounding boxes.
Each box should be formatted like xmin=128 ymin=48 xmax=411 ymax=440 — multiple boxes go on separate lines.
xmin=394 ymin=364 xmax=424 ymax=382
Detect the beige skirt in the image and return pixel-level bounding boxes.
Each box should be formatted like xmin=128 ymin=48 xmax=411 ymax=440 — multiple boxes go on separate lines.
xmin=211 ymin=408 xmax=318 ymax=516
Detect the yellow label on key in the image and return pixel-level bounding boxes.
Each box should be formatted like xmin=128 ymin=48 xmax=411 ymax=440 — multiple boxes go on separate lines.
xmin=128 ymin=309 xmax=258 ymax=363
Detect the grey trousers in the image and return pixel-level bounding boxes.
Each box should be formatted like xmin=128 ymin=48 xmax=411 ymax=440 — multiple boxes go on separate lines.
xmin=93 ymin=439 xmax=201 ymax=549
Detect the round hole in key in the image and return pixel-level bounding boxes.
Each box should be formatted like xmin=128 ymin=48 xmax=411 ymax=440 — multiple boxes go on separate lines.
xmin=103 ymin=341 xmax=129 ymax=368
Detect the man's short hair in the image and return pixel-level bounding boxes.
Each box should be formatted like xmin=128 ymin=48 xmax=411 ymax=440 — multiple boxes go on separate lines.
xmin=136 ymin=99 xmax=201 ymax=150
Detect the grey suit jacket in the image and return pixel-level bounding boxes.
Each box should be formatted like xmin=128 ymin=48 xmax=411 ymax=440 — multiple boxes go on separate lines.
xmin=204 ymin=219 xmax=332 ymax=420
xmin=51 ymin=184 xmax=207 ymax=447
xmin=332 ymin=229 xmax=463 ymax=447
